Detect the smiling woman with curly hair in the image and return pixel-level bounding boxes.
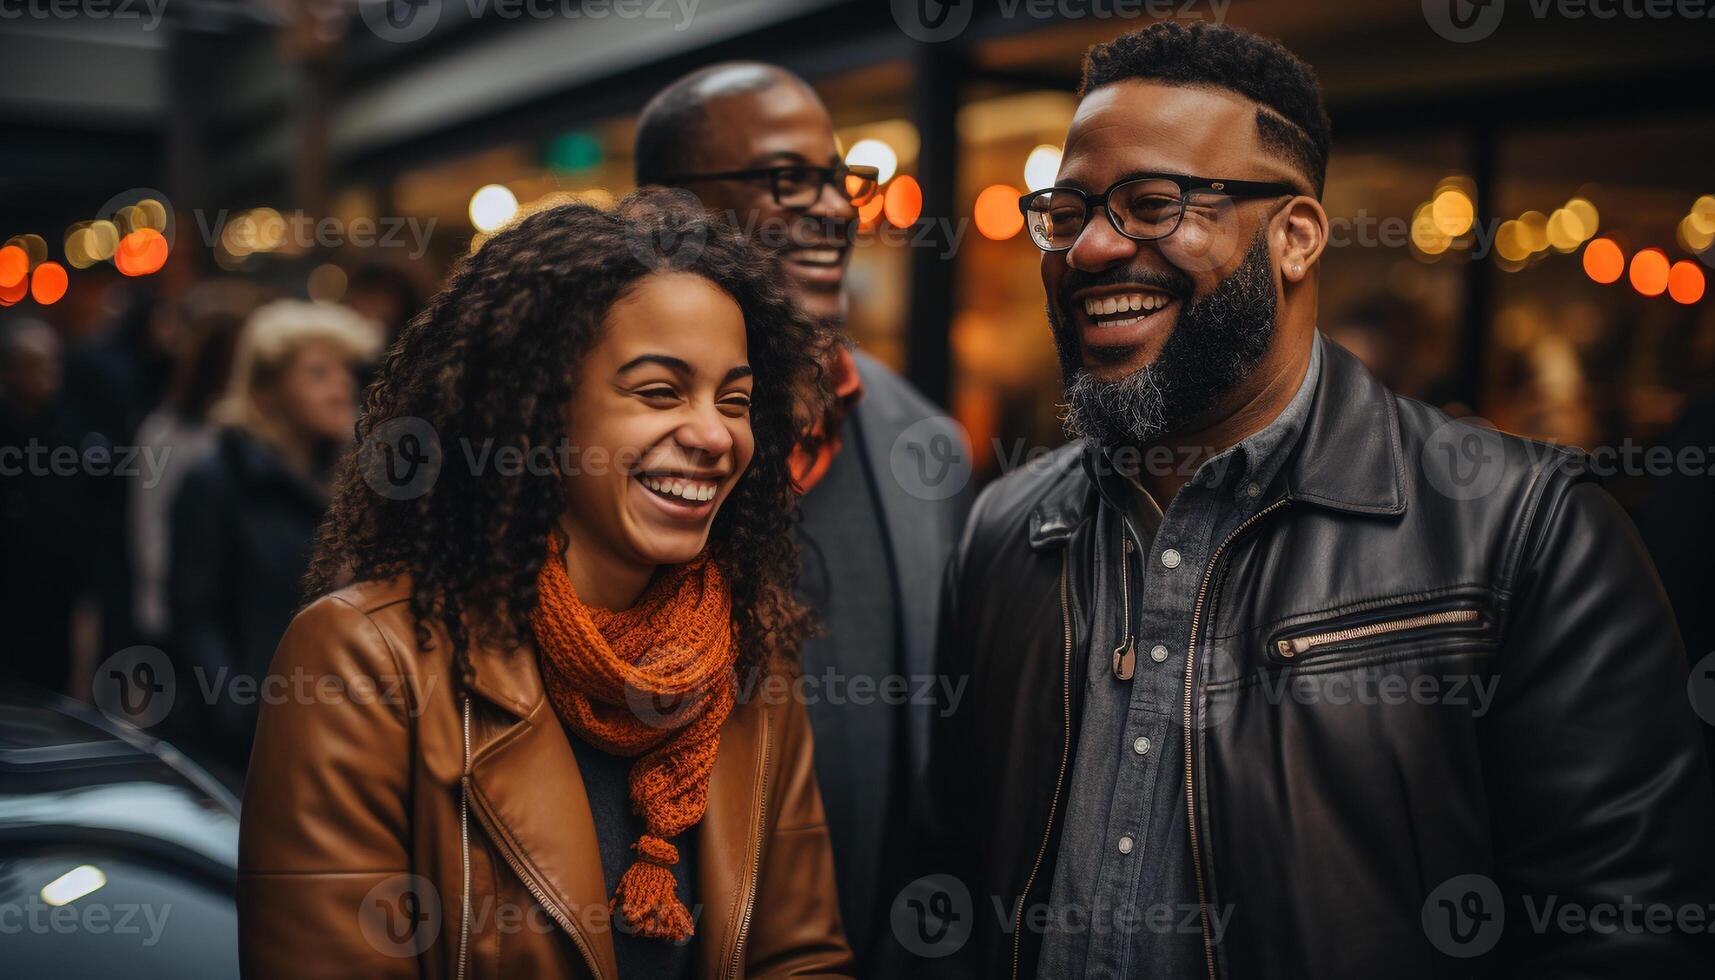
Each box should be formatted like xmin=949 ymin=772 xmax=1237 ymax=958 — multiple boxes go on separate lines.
xmin=237 ymin=190 xmax=854 ymax=980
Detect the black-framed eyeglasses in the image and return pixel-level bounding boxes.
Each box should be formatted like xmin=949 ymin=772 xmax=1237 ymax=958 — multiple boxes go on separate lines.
xmin=1018 ymin=172 xmax=1300 ymax=251
xmin=666 ymin=163 xmax=881 ymax=208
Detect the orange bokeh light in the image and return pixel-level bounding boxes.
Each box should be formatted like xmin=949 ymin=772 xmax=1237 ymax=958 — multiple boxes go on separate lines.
xmin=884 ymin=176 xmax=922 ymax=228
xmin=115 ymin=228 xmax=169 ymax=277
xmin=1668 ymin=260 xmax=1706 ymax=305
xmin=30 ymin=261 xmax=68 ymax=305
xmin=1628 ymin=248 xmax=1670 ymax=297
xmin=0 ymin=245 xmax=26 ymax=288
xmin=857 ymin=193 xmax=885 ymax=230
xmin=0 ymin=275 xmax=25 ymax=306
xmin=1582 ymin=238 xmax=1624 ymax=284
xmin=974 ymin=184 xmax=1025 ymax=240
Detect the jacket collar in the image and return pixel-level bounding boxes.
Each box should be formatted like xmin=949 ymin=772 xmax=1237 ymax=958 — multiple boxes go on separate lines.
xmin=1279 ymin=334 xmax=1407 ymax=516
xmin=462 ymin=634 xmax=767 ymax=980
xmin=1029 ymin=332 xmax=1407 ymax=549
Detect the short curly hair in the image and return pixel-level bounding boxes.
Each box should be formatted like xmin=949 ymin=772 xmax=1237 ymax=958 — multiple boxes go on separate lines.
xmin=306 ymin=189 xmax=834 ymax=681
xmin=1080 ymin=21 xmax=1331 ymax=198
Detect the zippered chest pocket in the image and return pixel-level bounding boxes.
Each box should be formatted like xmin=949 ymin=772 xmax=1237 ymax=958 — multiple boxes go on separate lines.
xmin=1268 ymin=603 xmax=1494 ymax=667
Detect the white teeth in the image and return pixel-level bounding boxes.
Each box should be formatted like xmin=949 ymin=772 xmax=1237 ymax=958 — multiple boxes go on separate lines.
xmin=795 ymin=247 xmax=841 ymax=265
xmin=640 ymin=475 xmax=718 ymax=503
xmin=1084 ymin=292 xmax=1171 ymax=318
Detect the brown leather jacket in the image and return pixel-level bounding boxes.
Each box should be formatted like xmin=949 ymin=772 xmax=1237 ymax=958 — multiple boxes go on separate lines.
xmin=238 ymin=578 xmax=853 ymax=979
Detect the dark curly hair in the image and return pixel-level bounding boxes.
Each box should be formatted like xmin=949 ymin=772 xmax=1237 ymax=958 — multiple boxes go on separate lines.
xmin=1081 ymin=21 xmax=1331 ymax=198
xmin=306 ymin=189 xmax=833 ymax=681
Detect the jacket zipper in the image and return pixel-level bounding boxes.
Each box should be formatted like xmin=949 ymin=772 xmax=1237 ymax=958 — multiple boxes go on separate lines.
xmin=725 ymin=709 xmax=774 ymax=980
xmin=458 ymin=697 xmax=472 ymax=980
xmin=1276 ymin=609 xmax=1481 ymax=658
xmin=1184 ymin=499 xmax=1289 ymax=980
xmin=1112 ymin=534 xmax=1136 ymax=680
xmin=467 ymin=760 xmax=605 ymax=980
xmin=1011 ymin=548 xmax=1074 ymax=980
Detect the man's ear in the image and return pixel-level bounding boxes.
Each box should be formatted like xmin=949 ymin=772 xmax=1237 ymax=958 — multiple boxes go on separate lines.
xmin=1276 ymin=195 xmax=1329 ymax=284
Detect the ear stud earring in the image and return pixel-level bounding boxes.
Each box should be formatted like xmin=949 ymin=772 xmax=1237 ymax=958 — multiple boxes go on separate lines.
xmin=1292 ymin=264 xmax=1303 ymax=274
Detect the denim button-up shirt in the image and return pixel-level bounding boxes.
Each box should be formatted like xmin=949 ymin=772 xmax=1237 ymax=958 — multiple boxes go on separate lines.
xmin=1035 ymin=336 xmax=1324 ymax=980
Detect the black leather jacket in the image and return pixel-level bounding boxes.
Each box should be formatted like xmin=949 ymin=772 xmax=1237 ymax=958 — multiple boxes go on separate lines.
xmin=929 ymin=341 xmax=1715 ymax=979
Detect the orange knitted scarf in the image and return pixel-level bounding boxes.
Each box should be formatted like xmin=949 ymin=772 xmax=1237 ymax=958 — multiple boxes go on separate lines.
xmin=531 ymin=530 xmax=738 ymax=942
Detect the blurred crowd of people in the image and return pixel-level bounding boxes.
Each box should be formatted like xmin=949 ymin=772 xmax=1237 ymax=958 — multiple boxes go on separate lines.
xmin=0 ymin=263 xmax=420 ymax=784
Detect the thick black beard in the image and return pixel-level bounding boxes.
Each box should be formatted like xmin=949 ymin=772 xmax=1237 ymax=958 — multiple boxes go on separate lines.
xmin=1052 ymin=232 xmax=1278 ymax=448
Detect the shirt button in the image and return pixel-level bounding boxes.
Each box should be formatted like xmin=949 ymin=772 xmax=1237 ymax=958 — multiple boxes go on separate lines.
xmin=1133 ymin=736 xmax=1151 ymax=755
xmin=1246 ymin=482 xmax=1262 ymax=498
xmin=1117 ymin=835 xmax=1135 ymax=855
xmin=1160 ymin=548 xmax=1182 ymax=569
xmin=1149 ymin=644 xmax=1169 ymax=663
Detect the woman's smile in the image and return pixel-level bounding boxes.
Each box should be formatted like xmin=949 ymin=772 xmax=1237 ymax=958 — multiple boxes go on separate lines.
xmin=632 ymin=470 xmax=726 ymax=519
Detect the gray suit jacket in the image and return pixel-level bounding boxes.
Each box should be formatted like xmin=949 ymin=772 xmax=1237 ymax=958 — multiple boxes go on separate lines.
xmin=845 ymin=350 xmax=971 ymax=783
xmin=796 ymin=350 xmax=970 ymax=971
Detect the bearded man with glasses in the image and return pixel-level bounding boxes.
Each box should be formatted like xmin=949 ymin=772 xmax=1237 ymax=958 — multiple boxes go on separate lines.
xmin=635 ymin=62 xmax=970 ymax=978
xmin=922 ymin=21 xmax=1714 ymax=980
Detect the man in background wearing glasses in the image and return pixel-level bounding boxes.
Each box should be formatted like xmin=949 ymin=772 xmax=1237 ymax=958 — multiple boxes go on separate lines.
xmin=924 ymin=20 xmax=1713 ymax=980
xmin=634 ymin=62 xmax=969 ymax=976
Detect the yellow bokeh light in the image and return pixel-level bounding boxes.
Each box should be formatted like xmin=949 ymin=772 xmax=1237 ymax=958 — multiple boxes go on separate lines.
xmin=65 ymin=224 xmax=94 ymax=269
xmin=1431 ymin=190 xmax=1474 ymax=237
xmin=1564 ymin=198 xmax=1599 ymax=240
xmin=134 ymin=199 xmax=168 ymax=232
xmin=1546 ymin=209 xmax=1585 ymax=252
xmin=1678 ymin=214 xmax=1714 ymax=254
xmin=1518 ymin=211 xmax=1549 ymax=253
xmin=1690 ymin=194 xmax=1715 ymax=236
xmin=1435 ymin=174 xmax=1476 ymax=198
xmin=1411 ymin=203 xmax=1450 ymax=256
xmin=845 ymin=139 xmax=899 ymax=185
xmin=468 ymin=184 xmax=519 ymax=233
xmin=222 ymin=214 xmax=256 ymax=257
xmin=113 ymin=205 xmax=141 ymax=236
xmin=1495 ymin=220 xmax=1531 ymax=262
xmin=251 ymin=208 xmax=287 ymax=251
xmin=1024 ymin=144 xmax=1062 ymax=193
xmin=87 ymin=220 xmax=118 ymax=261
